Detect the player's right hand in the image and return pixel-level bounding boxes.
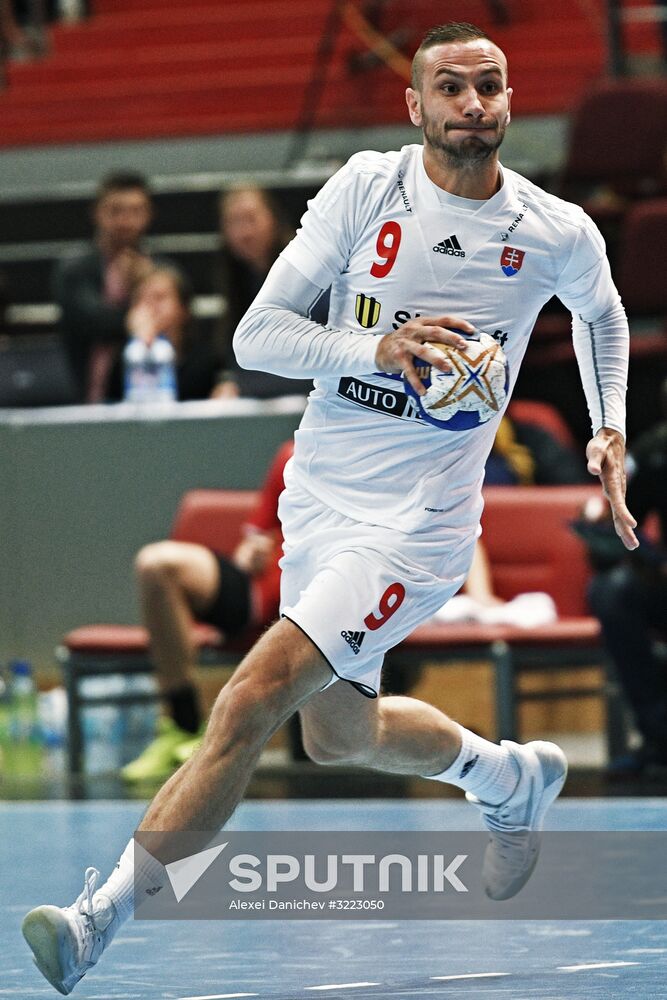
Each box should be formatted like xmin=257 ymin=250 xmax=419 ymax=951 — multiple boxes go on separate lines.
xmin=375 ymin=315 xmax=474 ymax=396
xmin=586 ymin=428 xmax=639 ymax=551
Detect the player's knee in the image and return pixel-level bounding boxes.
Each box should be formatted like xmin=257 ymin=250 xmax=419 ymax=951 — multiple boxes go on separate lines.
xmin=206 ymin=652 xmax=304 ymax=751
xmin=206 ymin=673 xmax=290 ymax=756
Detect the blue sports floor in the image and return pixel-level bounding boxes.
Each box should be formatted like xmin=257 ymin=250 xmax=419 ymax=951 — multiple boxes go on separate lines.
xmin=3 ymin=799 xmax=667 ymax=1000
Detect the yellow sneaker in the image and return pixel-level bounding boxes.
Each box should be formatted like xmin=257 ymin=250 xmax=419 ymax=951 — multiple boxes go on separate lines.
xmin=120 ymin=717 xmax=192 ymax=783
xmin=172 ymin=725 xmax=205 ymax=766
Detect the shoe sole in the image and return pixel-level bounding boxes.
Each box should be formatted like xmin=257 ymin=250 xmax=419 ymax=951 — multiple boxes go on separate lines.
xmin=22 ymin=906 xmax=81 ymax=996
xmin=486 ymin=740 xmax=568 ymax=901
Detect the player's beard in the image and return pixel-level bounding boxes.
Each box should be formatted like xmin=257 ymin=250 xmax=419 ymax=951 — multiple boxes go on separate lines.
xmin=422 ymin=111 xmax=506 ymax=167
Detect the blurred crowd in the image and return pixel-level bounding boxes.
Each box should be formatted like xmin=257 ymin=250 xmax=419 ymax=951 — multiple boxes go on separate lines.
xmin=0 ymin=0 xmax=64 ymax=63
xmin=49 ymin=171 xmax=313 ymax=406
xmin=0 ymin=122 xmax=664 ymax=781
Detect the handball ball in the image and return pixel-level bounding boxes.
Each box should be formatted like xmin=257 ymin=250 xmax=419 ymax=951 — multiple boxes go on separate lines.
xmin=404 ymin=331 xmax=509 ymax=431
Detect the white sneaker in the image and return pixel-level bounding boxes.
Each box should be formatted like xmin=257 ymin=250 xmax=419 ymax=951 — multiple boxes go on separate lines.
xmin=22 ymin=867 xmax=118 ymax=995
xmin=466 ymin=740 xmax=568 ymax=900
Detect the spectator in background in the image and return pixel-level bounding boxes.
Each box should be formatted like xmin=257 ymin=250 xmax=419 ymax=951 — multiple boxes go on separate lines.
xmin=0 ymin=267 xmax=9 ymax=329
xmin=122 ymin=440 xmax=294 ymax=782
xmin=485 ymin=411 xmax=587 ymax=486
xmin=0 ymin=0 xmax=23 ymax=61
xmin=53 ymin=171 xmax=159 ymax=403
xmin=585 ymin=378 xmax=667 ymax=775
xmin=214 ymin=186 xmax=313 ymax=399
xmin=107 ymin=266 xmax=223 ymax=402
xmin=1 ymin=0 xmax=46 ymax=61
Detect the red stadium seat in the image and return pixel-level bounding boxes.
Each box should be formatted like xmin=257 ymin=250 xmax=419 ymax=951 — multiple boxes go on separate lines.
xmin=387 ymin=486 xmax=628 ymax=754
xmin=560 ymin=78 xmax=667 ymax=217
xmin=507 ymin=399 xmax=576 ymax=449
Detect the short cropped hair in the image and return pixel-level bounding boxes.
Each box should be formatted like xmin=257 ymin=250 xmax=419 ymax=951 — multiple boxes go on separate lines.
xmin=411 ymin=22 xmax=496 ymax=89
xmin=95 ymin=170 xmax=151 ymax=203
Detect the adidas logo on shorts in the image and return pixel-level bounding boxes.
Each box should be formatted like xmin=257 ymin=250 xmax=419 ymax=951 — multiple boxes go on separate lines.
xmin=341 ymin=630 xmax=365 ymax=655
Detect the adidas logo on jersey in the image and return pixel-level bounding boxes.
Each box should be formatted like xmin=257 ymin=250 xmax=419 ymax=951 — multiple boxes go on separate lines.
xmin=341 ymin=630 xmax=365 ymax=655
xmin=433 ymin=235 xmax=465 ymax=257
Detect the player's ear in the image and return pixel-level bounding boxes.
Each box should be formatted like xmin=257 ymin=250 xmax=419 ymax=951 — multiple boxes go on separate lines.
xmin=405 ymin=88 xmax=422 ymax=127
xmin=505 ymin=87 xmax=513 ymax=126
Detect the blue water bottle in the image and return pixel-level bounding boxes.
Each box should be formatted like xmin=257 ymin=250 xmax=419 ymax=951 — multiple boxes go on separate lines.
xmin=7 ymin=660 xmax=42 ymax=778
xmin=123 ymin=335 xmax=176 ymax=403
xmin=150 ymin=334 xmax=177 ymax=403
xmin=123 ymin=336 xmax=149 ymax=402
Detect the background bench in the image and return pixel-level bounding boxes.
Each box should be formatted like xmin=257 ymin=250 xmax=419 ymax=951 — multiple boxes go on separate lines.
xmin=59 ymin=485 xmax=628 ymax=777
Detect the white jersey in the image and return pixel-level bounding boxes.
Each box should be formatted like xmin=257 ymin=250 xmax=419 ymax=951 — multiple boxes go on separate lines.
xmin=236 ymin=144 xmax=627 ymax=536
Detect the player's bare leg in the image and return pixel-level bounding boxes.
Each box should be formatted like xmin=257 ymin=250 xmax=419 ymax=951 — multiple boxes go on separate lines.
xmin=300 ymin=680 xmax=461 ymax=774
xmin=140 ymin=619 xmax=331 ymax=831
xmin=301 ymin=681 xmax=567 ymax=901
xmin=22 ymin=620 xmax=332 ymax=995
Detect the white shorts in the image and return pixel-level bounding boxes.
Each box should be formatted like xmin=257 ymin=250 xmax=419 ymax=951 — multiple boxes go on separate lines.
xmin=278 ymin=478 xmax=476 ymax=698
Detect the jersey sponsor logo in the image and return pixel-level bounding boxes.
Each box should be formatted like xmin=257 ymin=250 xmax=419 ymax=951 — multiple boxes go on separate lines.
xmin=433 ymin=234 xmax=465 ymax=257
xmin=341 ymin=629 xmax=365 ymax=654
xmin=392 ymin=309 xmax=421 ymax=330
xmin=492 ymin=328 xmax=510 ymax=347
xmin=504 ymin=202 xmax=529 ymax=239
xmin=396 ymin=169 xmax=413 ymax=213
xmin=500 ymin=246 xmax=525 ymax=276
xmin=355 ymin=292 xmax=382 ymax=328
xmin=337 ymin=376 xmax=424 ymax=422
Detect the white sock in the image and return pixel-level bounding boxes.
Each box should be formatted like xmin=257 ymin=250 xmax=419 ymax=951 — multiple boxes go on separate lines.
xmin=423 ymin=725 xmax=520 ymax=805
xmin=95 ymin=838 xmax=166 ymax=924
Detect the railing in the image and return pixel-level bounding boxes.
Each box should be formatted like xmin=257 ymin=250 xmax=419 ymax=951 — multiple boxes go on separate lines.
xmin=607 ymin=0 xmax=667 ymax=73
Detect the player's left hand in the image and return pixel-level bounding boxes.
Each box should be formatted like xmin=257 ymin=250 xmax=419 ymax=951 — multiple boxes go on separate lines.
xmin=586 ymin=428 xmax=638 ymax=550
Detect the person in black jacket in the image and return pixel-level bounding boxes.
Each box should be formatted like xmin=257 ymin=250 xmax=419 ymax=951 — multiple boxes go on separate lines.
xmin=587 ymin=378 xmax=667 ymax=774
xmin=52 ymin=171 xmax=159 ymax=402
xmin=213 ymin=186 xmax=314 ymax=399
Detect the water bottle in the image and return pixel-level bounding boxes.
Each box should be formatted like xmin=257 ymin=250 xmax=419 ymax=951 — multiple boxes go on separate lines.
xmin=123 ymin=334 xmax=177 ymax=403
xmin=150 ymin=334 xmax=178 ymax=403
xmin=123 ymin=335 xmax=149 ymax=402
xmin=6 ymin=660 xmax=42 ymax=778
